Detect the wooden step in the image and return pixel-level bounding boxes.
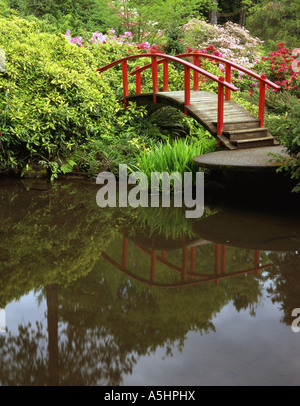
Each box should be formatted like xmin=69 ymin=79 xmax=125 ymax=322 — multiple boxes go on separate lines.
xmin=223 ymin=127 xmax=269 ymax=140
xmin=230 ymin=136 xmax=276 ymax=149
xmin=216 ymin=134 xmax=237 ymax=150
xmin=213 ymin=119 xmax=261 ymax=132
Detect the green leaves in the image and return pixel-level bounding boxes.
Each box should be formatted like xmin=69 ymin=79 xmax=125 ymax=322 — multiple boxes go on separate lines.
xmin=60 ymin=159 xmax=77 ymax=174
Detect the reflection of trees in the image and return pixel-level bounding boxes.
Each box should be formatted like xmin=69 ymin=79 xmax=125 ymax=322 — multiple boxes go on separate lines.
xmin=0 ymin=321 xmax=135 ymax=386
xmin=0 ymin=321 xmax=48 ymax=385
xmin=265 ymin=251 xmax=300 ymax=326
xmin=1 ymin=179 xmax=295 ymax=385
xmin=0 ymin=283 xmax=136 ymax=386
xmin=0 ymin=179 xmax=128 ymax=308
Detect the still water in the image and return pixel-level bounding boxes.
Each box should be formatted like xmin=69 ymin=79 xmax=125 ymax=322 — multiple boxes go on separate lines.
xmin=0 ymin=177 xmax=299 ymax=386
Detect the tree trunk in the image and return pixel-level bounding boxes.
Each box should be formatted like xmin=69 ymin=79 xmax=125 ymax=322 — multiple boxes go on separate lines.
xmin=210 ymin=0 xmax=218 ymax=25
xmin=47 ymin=284 xmax=59 ymax=386
xmin=239 ymin=8 xmax=246 ymax=27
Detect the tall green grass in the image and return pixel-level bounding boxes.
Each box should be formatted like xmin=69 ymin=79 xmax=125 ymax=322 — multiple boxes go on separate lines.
xmin=134 ymin=136 xmax=217 ymax=188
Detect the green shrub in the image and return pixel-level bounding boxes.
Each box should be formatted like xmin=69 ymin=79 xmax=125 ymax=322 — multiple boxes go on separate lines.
xmin=162 ymin=22 xmax=186 ymax=55
xmin=0 ymin=16 xmax=121 ymax=176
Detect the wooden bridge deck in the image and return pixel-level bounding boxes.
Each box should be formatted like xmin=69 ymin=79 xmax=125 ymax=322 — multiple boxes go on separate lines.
xmin=126 ymin=90 xmax=279 ymax=150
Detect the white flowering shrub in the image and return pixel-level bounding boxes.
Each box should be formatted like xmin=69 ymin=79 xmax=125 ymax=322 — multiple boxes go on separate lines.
xmin=183 ymin=19 xmax=264 ymax=69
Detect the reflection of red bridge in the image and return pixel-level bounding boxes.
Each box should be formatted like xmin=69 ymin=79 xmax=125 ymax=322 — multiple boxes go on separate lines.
xmin=101 ymin=232 xmax=272 ymax=288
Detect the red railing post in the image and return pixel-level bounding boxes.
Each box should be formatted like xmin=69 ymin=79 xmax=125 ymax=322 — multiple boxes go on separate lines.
xmin=254 ymin=250 xmax=260 ymax=274
xmin=259 ymin=74 xmax=267 ymax=127
xmin=181 ymin=246 xmax=188 ymax=282
xmin=134 ymin=66 xmax=141 ymax=94
xmin=122 ymin=60 xmax=129 ymax=109
xmin=221 ymin=245 xmax=226 ymax=274
xmin=190 ymin=246 xmax=196 ymax=274
xmin=184 ymin=66 xmax=191 ymax=108
xmin=150 ymin=249 xmax=157 ymax=285
xmin=193 ymin=55 xmax=200 ymax=91
xmin=214 ymin=243 xmax=221 ymax=284
xmin=151 ymin=56 xmax=158 ymax=103
xmin=217 ymin=76 xmax=225 ymax=136
xmin=122 ymin=234 xmax=128 ymax=269
xmin=225 ymin=64 xmax=231 ymax=101
xmin=163 ymin=59 xmax=168 ymax=92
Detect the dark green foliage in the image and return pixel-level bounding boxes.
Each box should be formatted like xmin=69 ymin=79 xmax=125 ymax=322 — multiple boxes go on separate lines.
xmin=162 ymin=23 xmax=186 ymax=55
xmin=264 ymin=93 xmax=300 ymax=156
xmin=246 ymin=0 xmax=300 ymax=50
xmin=7 ymin=0 xmax=113 ymax=34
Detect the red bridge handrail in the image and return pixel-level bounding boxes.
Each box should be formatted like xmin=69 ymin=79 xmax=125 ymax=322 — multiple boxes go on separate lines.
xmin=130 ymin=52 xmax=281 ymax=90
xmin=129 ymin=52 xmax=281 ymax=129
xmin=97 ymin=53 xmax=238 ymax=137
xmin=97 ymin=53 xmax=238 ymax=90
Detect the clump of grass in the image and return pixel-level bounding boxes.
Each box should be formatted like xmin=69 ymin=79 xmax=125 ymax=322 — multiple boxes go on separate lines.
xmin=135 ymin=136 xmax=217 ymax=188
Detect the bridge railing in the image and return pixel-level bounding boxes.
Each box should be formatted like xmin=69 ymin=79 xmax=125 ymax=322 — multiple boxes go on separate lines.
xmin=130 ymin=52 xmax=281 ymax=129
xmin=97 ymin=53 xmax=238 ymax=136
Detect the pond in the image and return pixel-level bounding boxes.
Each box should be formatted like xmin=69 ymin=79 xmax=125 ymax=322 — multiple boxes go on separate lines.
xmin=0 ymin=176 xmax=299 ymax=386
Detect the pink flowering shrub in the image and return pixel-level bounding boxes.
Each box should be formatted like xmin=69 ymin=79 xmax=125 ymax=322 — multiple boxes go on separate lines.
xmin=65 ymin=30 xmax=83 ymax=46
xmin=65 ymin=29 xmax=137 ymax=47
xmin=65 ymin=29 xmax=166 ymax=59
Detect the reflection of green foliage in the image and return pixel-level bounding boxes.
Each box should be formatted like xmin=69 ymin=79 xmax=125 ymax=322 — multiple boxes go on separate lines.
xmin=0 ymin=316 xmax=135 ymax=385
xmin=132 ymin=205 xmax=196 ymax=240
xmin=0 ymin=229 xmax=266 ymax=385
xmin=0 ymin=180 xmax=128 ymax=307
xmin=127 ymin=199 xmax=219 ymax=240
xmin=265 ymin=251 xmax=300 ymax=326
xmin=0 ymin=321 xmax=48 ymax=385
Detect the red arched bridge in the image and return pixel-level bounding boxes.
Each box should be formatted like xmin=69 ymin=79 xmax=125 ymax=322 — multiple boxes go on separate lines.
xmin=97 ymin=52 xmax=281 ymax=150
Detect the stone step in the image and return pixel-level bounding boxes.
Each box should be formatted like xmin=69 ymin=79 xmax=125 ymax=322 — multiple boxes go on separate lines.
xmin=223 ymin=127 xmax=269 ymax=140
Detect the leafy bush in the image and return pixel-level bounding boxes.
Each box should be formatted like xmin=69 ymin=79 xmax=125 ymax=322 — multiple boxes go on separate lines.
xmin=7 ymin=0 xmax=116 ymax=35
xmin=67 ymin=103 xmax=164 ymax=176
xmin=0 ymin=16 xmax=120 ymax=175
